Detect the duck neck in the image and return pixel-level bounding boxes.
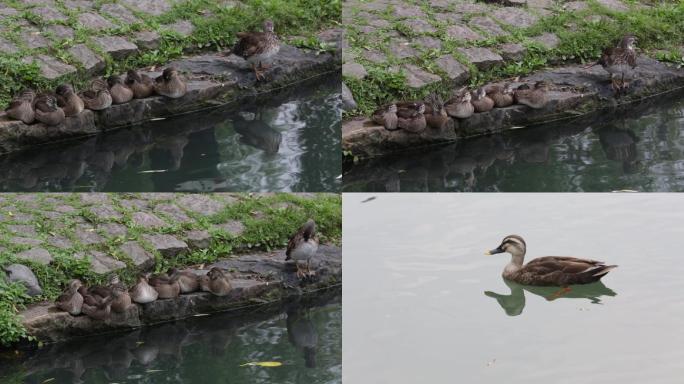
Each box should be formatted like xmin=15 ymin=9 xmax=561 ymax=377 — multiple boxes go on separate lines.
xmin=504 ymin=250 xmax=525 ymax=274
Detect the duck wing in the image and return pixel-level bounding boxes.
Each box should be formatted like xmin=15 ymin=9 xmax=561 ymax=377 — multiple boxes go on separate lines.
xmin=522 ymin=257 xmax=617 ymax=285
xmin=286 ymin=229 xmax=303 ymax=260
xmin=233 ymin=32 xmax=269 ymax=57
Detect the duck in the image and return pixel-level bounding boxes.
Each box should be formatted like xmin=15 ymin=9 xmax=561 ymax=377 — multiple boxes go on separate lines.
xmin=424 ymin=94 xmax=453 ymax=131
xmin=82 ymin=295 xmax=114 ymax=321
xmin=486 ymin=83 xmax=514 ymax=108
xmin=371 ymin=104 xmax=398 ymax=131
xmin=396 ymin=102 xmax=426 ymax=133
xmin=110 ymin=284 xmax=132 ymax=313
xmin=130 ymin=274 xmax=159 ymax=304
xmin=149 ymin=273 xmax=180 ymax=299
xmin=108 ymin=75 xmax=134 ymax=104
xmin=80 ymin=79 xmax=112 ymax=111
xmin=55 ymin=279 xmax=84 ymax=316
xmin=5 ymin=89 xmax=36 ymax=124
xmin=154 ymin=67 xmax=187 ymax=99
xmin=55 ymin=84 xmax=84 ymax=116
xmin=232 ymin=19 xmax=280 ymax=81
xmin=485 ymin=235 xmax=618 ymax=286
xmin=470 ymin=87 xmax=494 ymax=113
xmin=125 ymin=69 xmax=155 ymax=99
xmin=204 ymin=267 xmax=232 ymax=296
xmin=444 ymin=88 xmax=474 ymax=119
xmin=598 ymin=35 xmax=638 ymax=95
xmin=286 ymin=219 xmax=319 ymax=279
xmin=167 ymin=268 xmax=199 ymax=293
xmin=514 ymin=81 xmax=549 ymax=109
xmin=33 ymin=94 xmax=66 ymax=126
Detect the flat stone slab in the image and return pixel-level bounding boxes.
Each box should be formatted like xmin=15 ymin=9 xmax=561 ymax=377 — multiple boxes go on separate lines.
xmin=17 ymin=248 xmax=53 ymax=265
xmin=119 ymin=241 xmax=155 ymax=270
xmin=23 ymin=55 xmax=77 ymax=80
xmin=78 ymin=12 xmax=116 ymax=31
xmin=100 ymin=3 xmax=140 ymax=24
xmin=532 ymin=32 xmax=560 ymax=49
xmin=32 ymin=7 xmax=67 ymax=22
xmin=120 ymin=0 xmax=173 ymax=16
xmin=3 ymin=264 xmax=42 ymax=296
xmin=457 ymin=47 xmax=503 ymax=69
xmin=213 ymin=220 xmax=245 ymax=236
xmin=499 ymin=43 xmax=527 ymax=61
xmin=343 ymin=62 xmax=367 ymax=80
xmin=20 ymin=245 xmax=341 ymax=343
xmin=492 ymin=8 xmax=538 ymax=28
xmin=154 ymin=203 xmax=193 ymax=223
xmin=68 ymin=44 xmax=105 ymax=74
xmin=92 ymin=36 xmax=138 ymax=59
xmin=185 ymin=229 xmax=212 ymax=249
xmin=86 ymin=251 xmax=126 ymax=274
xmin=142 ymin=234 xmax=188 ymax=258
xmin=134 ymin=30 xmax=161 ymax=50
xmin=165 ymin=20 xmax=194 ymax=37
xmin=435 ymin=55 xmax=469 ymax=83
xmin=446 ymin=25 xmax=482 ymax=41
xmin=0 ymin=37 xmax=17 ymax=54
xmin=131 ymin=211 xmax=166 ymax=228
xmin=470 ymin=17 xmax=506 ymax=37
xmin=396 ymin=64 xmax=441 ymax=89
xmin=20 ymin=29 xmax=49 ymax=49
xmin=45 ymin=25 xmax=74 ymax=40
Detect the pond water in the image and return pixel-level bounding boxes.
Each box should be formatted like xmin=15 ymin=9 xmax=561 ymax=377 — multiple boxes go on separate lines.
xmin=0 ymin=75 xmax=341 ymax=193
xmin=343 ymin=93 xmax=684 ymax=192
xmin=0 ymin=296 xmax=341 ymax=384
xmin=343 ymin=194 xmax=684 ymax=383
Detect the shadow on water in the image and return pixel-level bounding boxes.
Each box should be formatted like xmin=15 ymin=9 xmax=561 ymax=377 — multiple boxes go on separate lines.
xmin=344 ymin=91 xmax=684 ymax=192
xmin=0 ymin=294 xmax=341 ymax=384
xmin=484 ymin=278 xmax=617 ymax=316
xmin=0 ymin=74 xmax=341 ymax=192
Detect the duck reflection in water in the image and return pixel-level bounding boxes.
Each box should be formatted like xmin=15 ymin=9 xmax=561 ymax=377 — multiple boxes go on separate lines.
xmin=287 ymin=304 xmax=319 ymax=368
xmin=598 ymin=124 xmax=640 ymax=174
xmin=484 ymin=278 xmax=617 ymax=316
xmin=233 ymin=111 xmax=282 ymax=154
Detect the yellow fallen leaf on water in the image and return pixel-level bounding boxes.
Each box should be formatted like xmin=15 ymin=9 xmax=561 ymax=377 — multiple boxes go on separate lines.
xmin=240 ymin=362 xmax=283 ymax=368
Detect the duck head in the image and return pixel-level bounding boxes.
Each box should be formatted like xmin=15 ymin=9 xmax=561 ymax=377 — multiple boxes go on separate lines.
xmin=68 ymin=279 xmax=83 ymax=292
xmin=208 ymin=267 xmax=226 ymax=280
xmin=55 ymin=84 xmax=75 ymax=97
xmin=161 ymin=67 xmax=180 ymax=82
xmin=619 ymin=35 xmax=637 ymax=50
xmin=503 ymin=83 xmax=515 ymax=95
xmin=417 ymin=103 xmax=426 ymax=114
xmin=35 ymin=95 xmax=59 ymax=112
xmin=534 ymin=81 xmax=550 ymax=91
xmin=107 ymin=75 xmax=126 ymax=88
xmin=485 ymin=235 xmax=527 ymax=265
xmin=263 ymin=19 xmax=275 ymax=33
xmin=472 ymin=87 xmax=487 ymax=100
xmin=388 ymin=104 xmax=397 ymax=113
xmin=126 ymin=69 xmax=141 ymax=83
xmin=302 ymin=219 xmax=316 ymax=239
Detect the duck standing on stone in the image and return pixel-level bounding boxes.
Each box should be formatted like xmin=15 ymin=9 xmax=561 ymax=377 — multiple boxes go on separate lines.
xmin=232 ymin=20 xmax=281 ymax=81
xmin=598 ymin=35 xmax=638 ymax=95
xmin=168 ymin=268 xmax=199 ymax=293
xmin=396 ymin=102 xmax=426 ymax=133
xmin=80 ymin=79 xmax=112 ymax=111
xmin=34 ymin=94 xmax=66 ymax=126
xmin=126 ymin=70 xmax=155 ymax=99
xmin=372 ymin=104 xmax=398 ymax=131
xmin=55 ymin=279 xmax=84 ymax=316
xmin=55 ymin=84 xmax=84 ymax=117
xmin=514 ymin=81 xmax=549 ymax=109
xmin=108 ymin=75 xmax=134 ymax=104
xmin=5 ymin=89 xmax=36 ymax=124
xmin=286 ymin=219 xmax=319 ymax=279
xmin=204 ymin=267 xmax=232 ymax=296
xmin=154 ymin=67 xmax=187 ymax=99
xmin=486 ymin=83 xmax=514 ymax=108
xmin=444 ymin=88 xmax=474 ymax=119
xmin=110 ymin=283 xmax=132 ymax=313
xmin=130 ymin=274 xmax=159 ymax=304
xmin=424 ymin=94 xmax=453 ymax=131
xmin=470 ymin=87 xmax=494 ymax=113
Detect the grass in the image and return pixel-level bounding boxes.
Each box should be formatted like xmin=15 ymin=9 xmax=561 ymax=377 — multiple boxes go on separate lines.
xmin=0 ymin=0 xmax=341 ymax=107
xmin=344 ymin=0 xmax=684 ymax=117
xmin=0 ymin=192 xmax=341 ymax=347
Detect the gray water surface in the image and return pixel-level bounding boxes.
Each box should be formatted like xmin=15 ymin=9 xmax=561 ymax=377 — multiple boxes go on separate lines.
xmin=343 ymin=194 xmax=684 ymax=383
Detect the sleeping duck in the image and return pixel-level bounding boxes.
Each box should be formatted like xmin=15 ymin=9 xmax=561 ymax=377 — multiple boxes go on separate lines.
xmin=5 ymin=89 xmax=36 ymax=124
xmin=168 ymin=267 xmax=199 ymax=293
xmin=55 ymin=84 xmax=84 ymax=116
xmin=154 ymin=67 xmax=187 ymax=99
xmin=444 ymin=88 xmax=474 ymax=119
xmin=80 ymin=79 xmax=112 ymax=111
xmin=486 ymin=83 xmax=514 ymax=108
xmin=470 ymin=87 xmax=494 ymax=113
xmin=125 ymin=69 xmax=155 ymax=99
xmin=514 ymin=81 xmax=550 ymax=109
xmin=396 ymin=102 xmax=426 ymax=133
xmin=424 ymin=94 xmax=452 ymax=131
xmin=108 ymin=75 xmax=134 ymax=104
xmin=372 ymin=104 xmax=398 ymax=131
xmin=33 ymin=94 xmax=66 ymax=126
xmin=205 ymin=267 xmax=232 ymax=296
xmin=130 ymin=274 xmax=158 ymax=304
xmin=485 ymin=235 xmax=617 ymax=286
xmin=149 ymin=273 xmax=181 ymax=299
xmin=55 ymin=279 xmax=84 ymax=315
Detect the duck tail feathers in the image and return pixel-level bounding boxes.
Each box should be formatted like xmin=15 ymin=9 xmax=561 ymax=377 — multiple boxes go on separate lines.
xmin=593 ymin=265 xmax=618 ymax=277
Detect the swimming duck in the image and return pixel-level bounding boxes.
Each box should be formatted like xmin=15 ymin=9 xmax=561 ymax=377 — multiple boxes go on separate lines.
xmin=486 ymin=83 xmax=514 ymax=108
xmin=444 ymin=88 xmax=474 ymax=119
xmin=80 ymin=79 xmax=112 ymax=111
xmin=514 ymin=81 xmax=549 ymax=109
xmin=470 ymin=87 xmax=494 ymax=113
xmin=286 ymin=219 xmax=319 ymax=279
xmin=598 ymin=35 xmax=638 ymax=95
xmin=485 ymin=235 xmax=618 ymax=286
xmin=55 ymin=279 xmax=84 ymax=316
xmin=205 ymin=267 xmax=232 ymax=296
xmin=149 ymin=273 xmax=180 ymax=299
xmin=372 ymin=104 xmax=398 ymax=131
xmin=5 ymin=89 xmax=36 ymax=124
xmin=125 ymin=70 xmax=155 ymax=99
xmin=424 ymin=94 xmax=453 ymax=131
xmin=55 ymin=84 xmax=84 ymax=116
xmin=130 ymin=274 xmax=159 ymax=304
xmin=82 ymin=295 xmax=114 ymax=321
xmin=34 ymin=94 xmax=66 ymax=126
xmin=232 ymin=20 xmax=280 ymax=81
xmin=154 ymin=67 xmax=187 ymax=99
xmin=396 ymin=102 xmax=426 ymax=133
xmin=168 ymin=268 xmax=199 ymax=293
xmin=108 ymin=75 xmax=134 ymax=104
xmin=110 ymin=284 xmax=132 ymax=313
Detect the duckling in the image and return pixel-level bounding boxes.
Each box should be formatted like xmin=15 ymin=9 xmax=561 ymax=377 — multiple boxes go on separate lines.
xmin=199 ymin=274 xmax=210 ymax=292
xmin=80 ymin=79 xmax=112 ymax=111
xmin=396 ymin=102 xmax=426 ymax=133
xmin=110 ymin=284 xmax=132 ymax=313
xmin=55 ymin=84 xmax=84 ymax=116
xmin=130 ymin=274 xmax=159 ymax=304
xmin=371 ymin=104 xmax=398 ymax=131
xmin=205 ymin=267 xmax=232 ymax=296
xmin=125 ymin=70 xmax=155 ymax=99
xmin=108 ymin=75 xmax=134 ymax=104
xmin=486 ymin=83 xmax=515 ymax=108
xmin=232 ymin=19 xmax=280 ymax=81
xmin=424 ymin=94 xmax=452 ymax=131
xmin=5 ymin=89 xmax=36 ymax=124
xmin=514 ymin=81 xmax=550 ymax=109
xmin=154 ymin=67 xmax=187 ymax=99
xmin=470 ymin=87 xmax=494 ymax=113
xmin=82 ymin=295 xmax=114 ymax=321
xmin=149 ymin=273 xmax=180 ymax=299
xmin=34 ymin=94 xmax=66 ymax=126
xmin=167 ymin=268 xmax=199 ymax=293
xmin=485 ymin=235 xmax=618 ymax=286
xmin=444 ymin=88 xmax=474 ymax=119
xmin=55 ymin=279 xmax=84 ymax=316
xmin=286 ymin=219 xmax=319 ymax=279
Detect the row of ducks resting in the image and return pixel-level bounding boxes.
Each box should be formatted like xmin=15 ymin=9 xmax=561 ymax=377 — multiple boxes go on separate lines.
xmin=372 ymin=81 xmax=550 ymax=133
xmin=56 ymin=267 xmax=232 ymax=320
xmin=4 ymin=67 xmax=188 ymax=126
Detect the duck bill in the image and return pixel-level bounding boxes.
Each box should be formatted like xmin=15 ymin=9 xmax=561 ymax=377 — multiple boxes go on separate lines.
xmin=484 ymin=247 xmax=504 ymax=255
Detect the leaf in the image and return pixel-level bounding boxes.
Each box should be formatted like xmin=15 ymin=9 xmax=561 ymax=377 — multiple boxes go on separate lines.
xmin=240 ymin=361 xmax=283 ymax=368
